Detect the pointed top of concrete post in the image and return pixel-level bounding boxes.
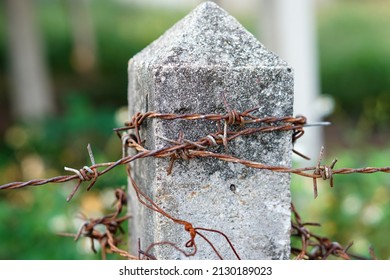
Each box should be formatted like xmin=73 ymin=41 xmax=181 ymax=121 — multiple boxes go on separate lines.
xmin=133 ymin=1 xmax=288 ymax=68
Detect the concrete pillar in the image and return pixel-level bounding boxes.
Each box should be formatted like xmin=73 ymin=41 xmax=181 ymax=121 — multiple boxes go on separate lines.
xmin=128 ymin=1 xmax=293 ymax=259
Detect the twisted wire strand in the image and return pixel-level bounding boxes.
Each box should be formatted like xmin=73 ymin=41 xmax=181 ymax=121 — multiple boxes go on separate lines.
xmin=114 ymin=109 xmax=307 ymax=132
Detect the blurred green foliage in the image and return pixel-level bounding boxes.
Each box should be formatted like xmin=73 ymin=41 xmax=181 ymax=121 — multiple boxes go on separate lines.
xmin=291 ymin=147 xmax=390 ymax=259
xmin=0 ymin=94 xmax=128 ymax=259
xmin=35 ymin=0 xmax=188 ymax=106
xmin=0 ymin=0 xmax=389 ymax=259
xmin=319 ymin=1 xmax=390 ymax=133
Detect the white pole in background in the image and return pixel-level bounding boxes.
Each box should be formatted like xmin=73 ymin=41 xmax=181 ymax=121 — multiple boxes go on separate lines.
xmin=5 ymin=0 xmax=55 ymax=121
xmin=258 ymin=0 xmax=333 ymax=163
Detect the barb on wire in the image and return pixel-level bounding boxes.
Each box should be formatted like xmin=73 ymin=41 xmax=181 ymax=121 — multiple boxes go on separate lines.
xmin=312 ymin=147 xmax=338 ymax=198
xmin=64 ymin=144 xmax=98 ymax=201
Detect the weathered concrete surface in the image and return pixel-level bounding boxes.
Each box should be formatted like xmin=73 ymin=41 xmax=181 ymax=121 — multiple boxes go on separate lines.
xmin=128 ymin=1 xmax=293 ymax=259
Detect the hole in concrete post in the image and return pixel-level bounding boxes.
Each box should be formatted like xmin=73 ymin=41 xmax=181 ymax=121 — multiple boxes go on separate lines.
xmin=229 ymin=184 xmax=237 ymax=192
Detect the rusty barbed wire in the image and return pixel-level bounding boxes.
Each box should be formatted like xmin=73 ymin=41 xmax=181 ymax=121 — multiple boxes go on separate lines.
xmin=0 ymin=109 xmax=313 ymax=198
xmin=119 ymin=126 xmax=390 ymax=199
xmin=58 ymin=188 xmax=136 ymax=259
xmin=290 ymin=203 xmax=377 ymax=260
xmin=1 ymin=108 xmax=389 ymax=259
